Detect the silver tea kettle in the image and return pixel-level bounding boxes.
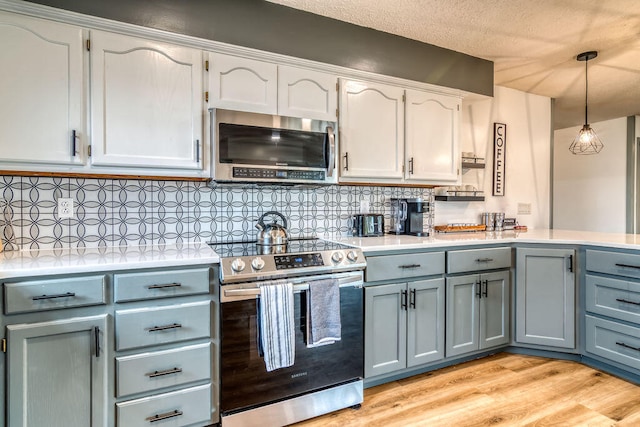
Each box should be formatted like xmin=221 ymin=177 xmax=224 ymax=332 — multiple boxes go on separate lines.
xmin=256 ymin=211 xmax=289 ymax=246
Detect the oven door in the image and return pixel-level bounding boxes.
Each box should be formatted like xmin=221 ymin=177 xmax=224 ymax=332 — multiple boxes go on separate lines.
xmin=220 ymin=272 xmax=364 ymax=415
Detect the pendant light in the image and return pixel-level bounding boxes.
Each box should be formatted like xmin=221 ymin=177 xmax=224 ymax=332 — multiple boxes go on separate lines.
xmin=569 ymin=51 xmax=603 ymax=155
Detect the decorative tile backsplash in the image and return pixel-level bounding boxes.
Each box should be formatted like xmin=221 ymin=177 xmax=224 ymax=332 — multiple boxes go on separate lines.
xmin=0 ymin=176 xmax=434 ymax=250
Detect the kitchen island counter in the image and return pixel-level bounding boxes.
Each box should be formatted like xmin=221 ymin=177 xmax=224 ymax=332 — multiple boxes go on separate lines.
xmin=0 ymin=242 xmax=220 ymax=279
xmin=330 ymin=229 xmax=640 ymax=253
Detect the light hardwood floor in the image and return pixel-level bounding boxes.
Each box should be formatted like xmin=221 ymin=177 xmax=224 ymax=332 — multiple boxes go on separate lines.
xmin=294 ymin=353 xmax=640 ymax=427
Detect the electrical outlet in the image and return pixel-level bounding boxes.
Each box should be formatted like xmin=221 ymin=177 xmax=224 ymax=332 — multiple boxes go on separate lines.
xmin=517 ymin=202 xmax=531 ymax=215
xmin=58 ymin=198 xmax=74 ymax=218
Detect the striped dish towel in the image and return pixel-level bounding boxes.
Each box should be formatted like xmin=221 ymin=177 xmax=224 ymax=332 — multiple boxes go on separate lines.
xmin=259 ymin=280 xmax=295 ymax=372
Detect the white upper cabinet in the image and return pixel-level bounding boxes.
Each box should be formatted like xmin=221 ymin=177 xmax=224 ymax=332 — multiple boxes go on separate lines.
xmin=278 ymin=66 xmax=337 ymax=121
xmin=339 ymin=79 xmax=405 ymax=181
xmin=405 ymin=90 xmax=460 ymax=183
xmin=90 ymin=31 xmax=204 ymax=173
xmin=0 ymin=11 xmax=85 ymax=167
xmin=209 ymin=53 xmax=277 ymax=114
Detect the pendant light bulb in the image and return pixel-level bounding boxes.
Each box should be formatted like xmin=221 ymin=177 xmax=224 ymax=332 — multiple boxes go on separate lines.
xmin=569 ymin=51 xmax=603 ymax=155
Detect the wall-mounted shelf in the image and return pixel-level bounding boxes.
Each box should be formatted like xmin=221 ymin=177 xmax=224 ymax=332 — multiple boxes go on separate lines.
xmin=461 ymin=157 xmax=485 ymax=169
xmin=435 ymin=195 xmax=485 ymax=202
xmin=435 ymin=190 xmax=485 ymax=202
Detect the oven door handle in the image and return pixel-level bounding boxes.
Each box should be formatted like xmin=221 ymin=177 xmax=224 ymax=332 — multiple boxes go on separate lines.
xmin=222 ymin=274 xmax=363 ymax=301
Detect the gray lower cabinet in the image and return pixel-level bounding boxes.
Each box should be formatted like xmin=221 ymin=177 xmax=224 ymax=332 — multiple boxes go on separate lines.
xmin=364 ymin=278 xmax=444 ymax=378
xmin=446 ymin=271 xmax=510 ymax=357
xmin=515 ymin=247 xmax=575 ymax=349
xmin=7 ymin=314 xmax=109 ymax=427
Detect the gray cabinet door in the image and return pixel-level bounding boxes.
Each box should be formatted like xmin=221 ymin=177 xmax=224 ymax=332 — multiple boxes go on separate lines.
xmin=479 ymin=271 xmax=510 ymax=350
xmin=516 ymin=248 xmax=575 ymax=348
xmin=407 ymin=278 xmax=445 ymax=367
xmin=446 ymin=274 xmax=479 ymax=357
xmin=7 ymin=315 xmax=109 ymax=427
xmin=364 ymin=283 xmax=407 ymax=377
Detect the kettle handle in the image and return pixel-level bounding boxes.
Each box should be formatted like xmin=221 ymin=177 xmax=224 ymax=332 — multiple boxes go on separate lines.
xmin=258 ymin=210 xmax=288 ymax=230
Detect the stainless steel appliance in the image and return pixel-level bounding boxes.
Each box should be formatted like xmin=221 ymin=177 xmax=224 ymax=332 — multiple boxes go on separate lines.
xmin=211 ymin=108 xmax=337 ymax=185
xmin=209 ymin=237 xmax=366 ymax=427
xmin=350 ymin=213 xmax=384 ymax=237
xmin=390 ymin=198 xmax=426 ymax=236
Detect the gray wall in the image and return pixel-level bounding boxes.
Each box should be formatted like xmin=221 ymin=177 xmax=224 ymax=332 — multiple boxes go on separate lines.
xmin=27 ymin=0 xmax=493 ymax=96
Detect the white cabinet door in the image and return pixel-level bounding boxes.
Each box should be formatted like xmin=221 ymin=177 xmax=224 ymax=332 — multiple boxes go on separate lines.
xmin=278 ymin=66 xmax=337 ymax=121
xmin=90 ymin=31 xmax=204 ymax=171
xmin=209 ymin=53 xmax=277 ymax=114
xmin=339 ymin=79 xmax=404 ymax=181
xmin=405 ymin=89 xmax=460 ymax=183
xmin=0 ymin=11 xmax=84 ymax=166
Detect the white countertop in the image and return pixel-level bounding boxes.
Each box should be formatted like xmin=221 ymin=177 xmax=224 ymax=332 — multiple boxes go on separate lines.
xmin=0 ymin=242 xmax=220 ymax=279
xmin=330 ymin=229 xmax=640 ymax=253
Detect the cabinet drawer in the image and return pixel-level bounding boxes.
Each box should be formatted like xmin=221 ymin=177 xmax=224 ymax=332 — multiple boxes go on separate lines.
xmin=365 ymin=252 xmax=444 ymax=282
xmin=116 ymin=383 xmax=212 ymax=427
xmin=586 ymin=249 xmax=640 ymax=279
xmin=586 ymin=275 xmax=640 ymax=325
xmin=586 ymin=315 xmax=640 ymax=371
xmin=114 ymin=268 xmax=209 ymax=303
xmin=4 ymin=275 xmax=106 ymax=314
xmin=116 ymin=343 xmax=211 ymax=397
xmin=115 ymin=301 xmax=210 ymax=351
xmin=447 ymin=247 xmax=511 ymax=274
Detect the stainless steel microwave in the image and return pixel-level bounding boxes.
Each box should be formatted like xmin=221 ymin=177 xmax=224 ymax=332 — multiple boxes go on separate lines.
xmin=210 ymin=108 xmax=337 ymax=185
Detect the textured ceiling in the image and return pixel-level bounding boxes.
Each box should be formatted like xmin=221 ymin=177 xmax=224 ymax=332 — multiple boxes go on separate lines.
xmin=267 ymin=0 xmax=640 ymax=130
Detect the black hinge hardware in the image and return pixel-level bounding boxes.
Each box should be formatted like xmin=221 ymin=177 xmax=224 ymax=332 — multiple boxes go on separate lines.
xmin=86 ymin=39 xmax=90 ymax=51
xmin=205 ymin=91 xmax=209 ymax=103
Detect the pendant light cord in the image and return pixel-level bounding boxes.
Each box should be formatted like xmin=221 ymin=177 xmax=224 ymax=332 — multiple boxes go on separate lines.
xmin=584 ymin=57 xmax=589 ymax=126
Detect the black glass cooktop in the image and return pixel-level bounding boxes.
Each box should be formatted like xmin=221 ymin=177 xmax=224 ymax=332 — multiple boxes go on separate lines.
xmin=208 ymin=237 xmax=354 ymax=258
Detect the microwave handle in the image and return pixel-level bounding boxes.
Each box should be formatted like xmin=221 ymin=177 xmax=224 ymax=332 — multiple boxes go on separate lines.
xmin=326 ymin=126 xmax=335 ymax=177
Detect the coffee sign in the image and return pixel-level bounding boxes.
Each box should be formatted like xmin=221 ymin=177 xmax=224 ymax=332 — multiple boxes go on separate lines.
xmin=493 ymin=123 xmax=506 ymax=196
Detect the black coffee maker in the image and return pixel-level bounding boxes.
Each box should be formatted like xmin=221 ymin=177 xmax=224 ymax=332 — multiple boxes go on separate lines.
xmin=390 ymin=198 xmax=425 ymax=236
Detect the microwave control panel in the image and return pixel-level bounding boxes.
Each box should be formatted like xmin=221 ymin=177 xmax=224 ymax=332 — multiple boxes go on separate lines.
xmin=233 ymin=167 xmax=325 ymax=181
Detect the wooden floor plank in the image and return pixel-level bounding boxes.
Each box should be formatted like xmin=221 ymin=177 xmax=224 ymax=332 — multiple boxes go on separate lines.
xmin=293 ymin=353 xmax=639 ymax=427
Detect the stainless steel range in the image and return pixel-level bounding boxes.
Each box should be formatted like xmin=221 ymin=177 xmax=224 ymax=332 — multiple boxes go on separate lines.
xmin=210 ymin=237 xmax=366 ymax=427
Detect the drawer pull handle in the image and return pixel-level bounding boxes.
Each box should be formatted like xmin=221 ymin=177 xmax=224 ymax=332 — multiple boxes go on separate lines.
xmin=475 ymin=258 xmax=494 ymax=263
xmin=145 ymin=367 xmax=183 ymax=378
xmin=399 ymin=264 xmax=421 ymax=269
xmin=615 ymin=263 xmax=640 ymax=270
xmin=146 ymin=410 xmax=183 ymax=423
xmin=32 ymin=292 xmax=76 ymax=301
xmin=616 ymin=341 xmax=640 ymax=352
xmin=146 ymin=323 xmax=182 ymax=332
xmin=616 ymin=298 xmax=640 ymax=306
xmin=147 ymin=282 xmax=182 ymax=290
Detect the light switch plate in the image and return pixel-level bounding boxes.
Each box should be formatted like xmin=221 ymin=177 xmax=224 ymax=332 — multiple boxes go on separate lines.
xmin=517 ymin=202 xmax=531 ymax=215
xmin=58 ymin=198 xmax=74 ymax=218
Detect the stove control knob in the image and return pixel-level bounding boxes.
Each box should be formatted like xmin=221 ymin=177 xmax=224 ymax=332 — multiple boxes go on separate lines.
xmin=251 ymin=257 xmax=265 ymax=270
xmin=331 ymin=251 xmax=344 ymax=263
xmin=347 ymin=250 xmax=359 ymax=262
xmin=231 ymin=258 xmax=246 ymax=272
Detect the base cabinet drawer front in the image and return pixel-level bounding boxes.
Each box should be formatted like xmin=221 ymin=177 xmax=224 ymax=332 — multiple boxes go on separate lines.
xmin=586 ymin=315 xmax=640 ymax=370
xmin=114 ymin=268 xmax=210 ymax=302
xmin=4 ymin=275 xmax=106 ymax=314
xmin=116 ymin=343 xmax=211 ymax=397
xmin=116 ymin=301 xmax=210 ymax=351
xmin=365 ymin=252 xmax=444 ymax=282
xmin=586 ymin=275 xmax=640 ymax=325
xmin=117 ymin=383 xmax=212 ymax=427
xmin=586 ymin=249 xmax=640 ymax=279
xmin=446 ymin=247 xmax=511 ymax=274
